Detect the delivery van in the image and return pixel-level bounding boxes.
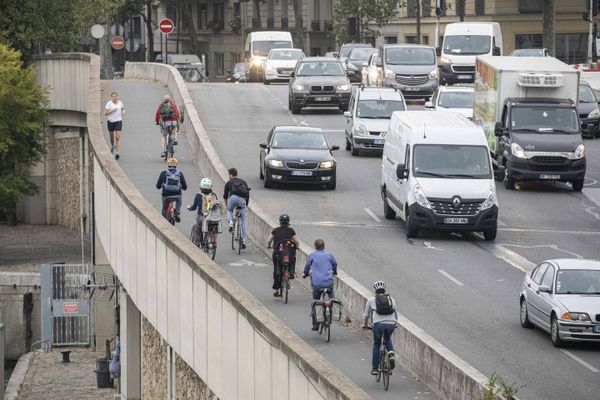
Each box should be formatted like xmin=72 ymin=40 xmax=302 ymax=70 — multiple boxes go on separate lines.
xmin=245 ymin=31 xmax=293 ymax=82
xmin=381 ymin=111 xmax=499 ymax=240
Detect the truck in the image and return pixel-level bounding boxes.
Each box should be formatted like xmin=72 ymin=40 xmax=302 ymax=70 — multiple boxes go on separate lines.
xmin=473 ymin=56 xmax=586 ymax=191
xmin=245 ymin=31 xmax=293 ymax=82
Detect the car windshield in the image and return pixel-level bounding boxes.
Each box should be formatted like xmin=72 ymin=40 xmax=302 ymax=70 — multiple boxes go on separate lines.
xmin=357 ymin=100 xmax=405 ymax=119
xmin=438 ymin=91 xmax=474 ymax=108
xmin=511 ymin=49 xmax=544 ymax=57
xmin=269 ymin=50 xmax=303 ymax=60
xmin=579 ymin=84 xmax=597 ymax=103
xmin=233 ymin=63 xmax=245 ymax=73
xmin=511 ymin=106 xmax=580 ymax=134
xmin=253 ymin=40 xmax=293 ymax=56
xmin=296 ymin=61 xmax=344 ymax=76
xmin=385 ymin=47 xmax=436 ymax=65
xmin=555 ymin=269 xmax=600 ymax=294
xmin=340 ymin=45 xmax=370 ymax=58
xmin=349 ymin=48 xmax=377 ymax=61
xmin=443 ymin=35 xmax=491 ymax=55
xmin=413 ymin=145 xmax=492 ymax=178
xmin=271 ymin=131 xmax=329 ymax=149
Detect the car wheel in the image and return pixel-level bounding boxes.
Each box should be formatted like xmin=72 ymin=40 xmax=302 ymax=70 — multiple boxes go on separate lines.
xmin=405 ymin=208 xmax=418 ymax=238
xmin=345 ymin=137 xmax=351 ymax=151
xmin=483 ymin=225 xmax=497 ymax=241
xmin=259 ymin=164 xmax=264 ymax=180
xmin=326 ymin=176 xmax=336 ymax=190
xmin=351 ymin=142 xmax=359 ymax=157
xmin=504 ymin=172 xmax=516 ymax=190
xmin=291 ymin=103 xmax=302 ymax=114
xmin=550 ymin=315 xmax=565 ymax=347
xmin=520 ymin=298 xmax=534 ymax=328
xmin=264 ymin=174 xmax=274 ymax=188
xmin=339 ymin=104 xmax=349 ymax=112
xmin=383 ymin=195 xmax=396 ymax=220
xmin=572 ymin=179 xmax=584 ymax=192
xmin=264 ymin=78 xmax=270 ymax=85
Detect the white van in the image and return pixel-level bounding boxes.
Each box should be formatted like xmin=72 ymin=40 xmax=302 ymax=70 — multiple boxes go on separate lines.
xmin=437 ymin=22 xmax=502 ymax=85
xmin=245 ymin=31 xmax=293 ymax=82
xmin=381 ymin=111 xmax=499 ymax=240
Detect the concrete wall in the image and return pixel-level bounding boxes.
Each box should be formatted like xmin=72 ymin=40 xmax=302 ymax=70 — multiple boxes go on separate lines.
xmin=124 ymin=61 xmax=505 ymax=400
xmin=141 ymin=317 xmax=168 ymax=400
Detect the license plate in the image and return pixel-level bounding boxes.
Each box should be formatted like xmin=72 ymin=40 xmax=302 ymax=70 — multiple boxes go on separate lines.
xmin=291 ymin=170 xmax=313 ymax=176
xmin=457 ymin=75 xmax=472 ymax=79
xmin=373 ymin=139 xmax=385 ymax=144
xmin=444 ymin=217 xmax=469 ymax=224
xmin=315 ymin=96 xmax=331 ymax=102
xmin=539 ymin=174 xmax=560 ymax=180
xmin=595 ymin=325 xmax=600 ymax=333
xmin=281 ymin=71 xmax=291 ymax=75
xmin=405 ymin=87 xmax=420 ymax=91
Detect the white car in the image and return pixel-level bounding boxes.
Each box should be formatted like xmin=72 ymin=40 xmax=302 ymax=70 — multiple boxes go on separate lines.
xmin=425 ymin=86 xmax=474 ymax=119
xmin=264 ymin=48 xmax=305 ymax=84
xmin=362 ymin=52 xmax=383 ymax=86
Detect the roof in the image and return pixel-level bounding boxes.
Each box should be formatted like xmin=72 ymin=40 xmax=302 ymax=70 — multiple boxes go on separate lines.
xmin=299 ymin=57 xmax=339 ymax=62
xmin=437 ymin=85 xmax=474 ymax=93
xmin=248 ymin=31 xmax=293 ymax=40
xmin=477 ymin=55 xmax=577 ymax=73
xmin=273 ymin=126 xmax=324 ymax=133
xmin=549 ymin=259 xmax=600 ymax=271
xmin=383 ymin=44 xmax=435 ymax=50
xmin=444 ymin=22 xmax=499 ymax=35
xmin=340 ymin=43 xmax=372 ymax=48
xmin=509 ymin=97 xmax=574 ymax=106
xmin=357 ymin=87 xmax=405 ymax=101
xmin=390 ymin=111 xmax=486 ymax=145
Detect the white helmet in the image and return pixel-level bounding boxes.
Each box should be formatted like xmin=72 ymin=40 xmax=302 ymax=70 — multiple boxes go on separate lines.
xmin=373 ymin=280 xmax=386 ymax=291
xmin=200 ymin=178 xmax=212 ymax=190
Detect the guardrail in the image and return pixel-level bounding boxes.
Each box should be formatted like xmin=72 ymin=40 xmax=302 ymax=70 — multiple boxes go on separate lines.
xmin=125 ymin=61 xmax=506 ymax=400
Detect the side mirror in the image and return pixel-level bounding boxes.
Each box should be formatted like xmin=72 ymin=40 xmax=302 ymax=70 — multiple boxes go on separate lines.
xmin=435 ymin=47 xmax=441 ymax=56
xmin=424 ymin=101 xmax=434 ymax=108
xmin=362 ymin=62 xmax=368 ymax=67
xmin=330 ymin=145 xmax=340 ymax=151
xmin=343 ymin=111 xmax=351 ymax=118
xmin=494 ymin=121 xmax=505 ymax=136
xmin=259 ymin=142 xmax=269 ymax=149
xmin=375 ymin=62 xmax=382 ymax=68
xmin=494 ymin=165 xmax=506 ymax=182
xmin=396 ymin=163 xmax=408 ymax=179
xmin=227 ymin=70 xmax=231 ymax=74
xmin=538 ymin=285 xmax=551 ymax=293
xmin=290 ymin=71 xmax=295 ymax=77
xmin=493 ymin=47 xmax=501 ymax=56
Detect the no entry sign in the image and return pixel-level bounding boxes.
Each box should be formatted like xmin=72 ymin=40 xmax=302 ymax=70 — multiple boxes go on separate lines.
xmin=159 ymin=18 xmax=174 ymax=34
xmin=111 ymin=36 xmax=125 ymax=50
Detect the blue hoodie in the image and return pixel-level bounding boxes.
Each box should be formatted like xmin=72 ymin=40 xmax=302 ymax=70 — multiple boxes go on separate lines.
xmin=304 ymin=250 xmax=337 ymax=287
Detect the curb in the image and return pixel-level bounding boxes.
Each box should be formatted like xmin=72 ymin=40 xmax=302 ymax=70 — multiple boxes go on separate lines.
xmin=4 ymin=352 xmax=34 ymax=400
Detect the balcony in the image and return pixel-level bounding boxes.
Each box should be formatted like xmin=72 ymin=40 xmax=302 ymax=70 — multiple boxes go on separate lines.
xmin=267 ymin=17 xmax=275 ymax=29
xmin=281 ymin=17 xmax=289 ymax=29
xmin=311 ymin=20 xmax=321 ymax=32
xmin=323 ymin=20 xmax=333 ymax=32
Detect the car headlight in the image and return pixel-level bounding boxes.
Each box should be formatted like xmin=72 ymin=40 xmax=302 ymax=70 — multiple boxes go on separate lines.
xmin=511 ymin=143 xmax=526 ymax=159
xmin=574 ymin=143 xmax=585 ymax=159
xmin=353 ymin=123 xmax=368 ymax=136
xmin=413 ymin=183 xmax=431 ymax=209
xmin=385 ymin=68 xmax=395 ymax=79
xmin=588 ymin=108 xmax=600 ymax=119
xmin=293 ymin=83 xmax=308 ymax=91
xmin=561 ymin=312 xmax=591 ymax=321
xmin=320 ymin=161 xmax=335 ymax=168
xmin=380 ymin=131 xmax=387 ymax=137
xmin=480 ymin=186 xmax=497 ymax=211
xmin=265 ymin=63 xmax=275 ymax=72
xmin=252 ymin=58 xmax=264 ymax=66
xmin=439 ymin=56 xmax=450 ymax=64
xmin=428 ymin=69 xmax=438 ymax=79
xmin=268 ymin=160 xmax=284 ymax=167
xmin=337 ymin=84 xmax=351 ymax=91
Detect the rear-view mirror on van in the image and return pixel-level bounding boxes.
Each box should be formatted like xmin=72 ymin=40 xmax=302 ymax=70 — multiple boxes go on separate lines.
xmin=494 ymin=122 xmax=505 ymax=136
xmin=493 ymin=47 xmax=501 ymax=56
xmin=396 ymin=163 xmax=408 ymax=180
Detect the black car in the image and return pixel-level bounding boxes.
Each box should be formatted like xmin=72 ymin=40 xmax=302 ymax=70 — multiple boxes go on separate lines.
xmin=578 ymin=81 xmax=600 ymax=138
xmin=259 ymin=126 xmax=339 ymax=189
xmin=288 ymin=57 xmax=352 ymax=114
xmin=338 ymin=43 xmax=372 ymax=64
xmin=345 ymin=47 xmax=378 ymax=83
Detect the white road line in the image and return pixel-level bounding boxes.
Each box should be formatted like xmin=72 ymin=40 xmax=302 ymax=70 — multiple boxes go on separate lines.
xmin=560 ymin=350 xmax=600 ymax=373
xmin=483 ymin=243 xmax=536 ymax=272
xmin=437 ymin=269 xmax=464 ymax=286
xmin=364 ymin=208 xmax=381 ymax=223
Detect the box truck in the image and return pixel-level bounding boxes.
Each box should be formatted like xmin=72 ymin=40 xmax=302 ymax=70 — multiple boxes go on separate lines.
xmin=474 ymin=56 xmax=585 ymax=191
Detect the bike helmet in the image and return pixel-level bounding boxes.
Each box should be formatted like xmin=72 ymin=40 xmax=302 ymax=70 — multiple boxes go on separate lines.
xmin=200 ymin=178 xmax=212 ymax=190
xmin=167 ymin=157 xmax=178 ymax=167
xmin=373 ymin=280 xmax=386 ymax=291
xmin=279 ymin=213 xmax=290 ymax=225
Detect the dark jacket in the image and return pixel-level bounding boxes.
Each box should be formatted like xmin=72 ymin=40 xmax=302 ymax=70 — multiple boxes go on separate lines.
xmin=156 ymin=168 xmax=188 ymax=196
xmin=223 ymin=177 xmax=250 ymax=205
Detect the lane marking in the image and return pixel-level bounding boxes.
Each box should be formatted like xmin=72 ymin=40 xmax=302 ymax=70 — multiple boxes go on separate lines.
xmin=560 ymin=350 xmax=599 ymax=373
xmin=364 ymin=208 xmax=381 ymax=222
xmin=424 ymin=241 xmax=443 ymax=251
xmin=500 ymin=244 xmax=584 ymax=259
xmin=229 ymin=259 xmax=268 ymax=267
xmin=477 ymin=242 xmax=535 ymax=272
xmin=437 ymin=269 xmax=464 ymax=286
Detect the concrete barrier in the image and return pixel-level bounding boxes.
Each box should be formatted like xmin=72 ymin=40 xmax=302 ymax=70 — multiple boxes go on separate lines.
xmin=125 ymin=61 xmax=505 ymax=400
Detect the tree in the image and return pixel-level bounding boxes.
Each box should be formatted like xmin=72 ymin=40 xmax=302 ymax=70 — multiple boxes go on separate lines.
xmin=332 ymin=0 xmax=400 ymax=43
xmin=543 ymin=0 xmax=555 ymax=56
xmin=0 ymin=44 xmax=48 ymax=224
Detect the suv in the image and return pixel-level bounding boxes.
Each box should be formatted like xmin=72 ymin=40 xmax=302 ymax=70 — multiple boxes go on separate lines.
xmin=344 ymin=87 xmax=407 ymax=156
xmin=288 ymin=57 xmax=352 ymax=114
xmin=382 ymin=44 xmax=438 ymax=100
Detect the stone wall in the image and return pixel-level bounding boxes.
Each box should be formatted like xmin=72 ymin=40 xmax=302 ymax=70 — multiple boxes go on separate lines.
xmin=176 ymin=353 xmax=218 ymax=400
xmin=54 ymin=132 xmax=81 ymax=231
xmin=142 ymin=317 xmax=167 ymax=400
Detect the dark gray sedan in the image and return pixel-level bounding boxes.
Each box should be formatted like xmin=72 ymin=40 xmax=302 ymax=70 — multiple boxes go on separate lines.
xmin=520 ymin=259 xmax=600 ymax=347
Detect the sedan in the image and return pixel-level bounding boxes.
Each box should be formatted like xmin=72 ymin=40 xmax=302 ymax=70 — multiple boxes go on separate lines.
xmin=259 ymin=126 xmax=339 ymax=189
xmin=520 ymin=259 xmax=600 ymax=347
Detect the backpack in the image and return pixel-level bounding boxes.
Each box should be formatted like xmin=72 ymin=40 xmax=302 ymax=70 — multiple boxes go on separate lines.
xmin=231 ymin=179 xmax=249 ymax=197
xmin=163 ymin=169 xmax=182 ymax=192
xmin=204 ymin=200 xmax=223 ymax=222
xmin=160 ymin=101 xmax=175 ymax=119
xmin=375 ymin=294 xmax=394 ymax=315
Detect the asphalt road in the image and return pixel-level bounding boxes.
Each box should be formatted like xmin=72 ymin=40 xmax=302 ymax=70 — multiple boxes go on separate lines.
xmin=182 ymin=81 xmax=600 ymax=400
xmin=103 ymin=80 xmax=436 ymax=400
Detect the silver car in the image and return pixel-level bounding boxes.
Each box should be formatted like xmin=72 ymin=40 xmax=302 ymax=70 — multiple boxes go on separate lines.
xmin=520 ymin=259 xmax=600 ymax=347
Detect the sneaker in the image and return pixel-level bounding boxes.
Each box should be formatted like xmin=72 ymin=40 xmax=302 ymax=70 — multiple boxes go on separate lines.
xmin=241 ymin=241 xmax=246 ymax=249
xmin=160 ymin=152 xmax=166 ymax=159
xmin=370 ymin=368 xmax=378 ymax=376
xmin=173 ymin=140 xmax=178 ymax=145
xmin=311 ymin=325 xmax=319 ymax=331
xmin=175 ymin=214 xmax=181 ymax=223
xmin=110 ymin=146 xmax=114 ymax=154
xmin=273 ymin=291 xmax=281 ymax=297
xmin=115 ymin=151 xmax=120 ymax=160
xmin=289 ymin=272 xmax=295 ymax=279
xmin=228 ymin=221 xmax=234 ymax=232
xmin=389 ymin=356 xmax=395 ymax=370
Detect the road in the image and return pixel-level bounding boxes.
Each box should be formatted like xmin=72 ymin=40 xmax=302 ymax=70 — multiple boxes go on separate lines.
xmin=183 ymin=81 xmax=600 ymax=400
xmin=103 ymin=80 xmax=436 ymax=399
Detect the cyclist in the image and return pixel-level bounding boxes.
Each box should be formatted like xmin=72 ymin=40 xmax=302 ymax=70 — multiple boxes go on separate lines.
xmin=362 ymin=280 xmax=398 ymax=376
xmin=187 ymin=178 xmax=218 ymax=245
xmin=266 ymin=214 xmax=300 ymax=297
xmin=223 ymin=168 xmax=250 ymax=249
xmin=155 ymin=157 xmax=187 ymax=222
xmin=155 ymin=94 xmax=180 ymax=159
xmin=303 ymin=239 xmax=338 ymax=331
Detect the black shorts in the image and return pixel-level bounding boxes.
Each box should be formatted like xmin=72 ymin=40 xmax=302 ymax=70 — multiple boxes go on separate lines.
xmin=107 ymin=120 xmax=122 ymax=132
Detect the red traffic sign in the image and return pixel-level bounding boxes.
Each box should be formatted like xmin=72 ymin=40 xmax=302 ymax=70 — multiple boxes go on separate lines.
xmin=111 ymin=36 xmax=125 ymax=50
xmin=63 ymin=302 xmax=80 ymax=314
xmin=159 ymin=18 xmax=174 ymax=34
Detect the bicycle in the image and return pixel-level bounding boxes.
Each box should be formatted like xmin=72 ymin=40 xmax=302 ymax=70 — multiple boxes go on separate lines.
xmin=162 ymin=123 xmax=175 ymax=161
xmin=275 ymin=240 xmax=296 ymax=303
xmin=314 ymin=288 xmax=334 ymax=342
xmin=364 ymin=325 xmax=395 ymax=390
xmin=230 ymin=206 xmax=243 ymax=254
xmin=201 ymin=222 xmax=219 ymax=260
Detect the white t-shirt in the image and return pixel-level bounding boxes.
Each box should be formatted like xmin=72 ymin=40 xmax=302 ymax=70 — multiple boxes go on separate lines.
xmin=105 ymin=100 xmax=124 ymax=122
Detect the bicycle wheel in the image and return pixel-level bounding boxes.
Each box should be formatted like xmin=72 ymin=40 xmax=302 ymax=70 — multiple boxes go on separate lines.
xmin=230 ymin=219 xmax=236 ymax=250
xmin=382 ymin=353 xmax=390 ymax=390
xmin=376 ymin=348 xmax=384 ymax=382
xmin=235 ymin=221 xmax=242 ymax=255
xmin=325 ymin=308 xmax=331 ymax=343
xmin=283 ymin=274 xmax=289 ymax=304
xmin=210 ymin=229 xmax=217 ymax=260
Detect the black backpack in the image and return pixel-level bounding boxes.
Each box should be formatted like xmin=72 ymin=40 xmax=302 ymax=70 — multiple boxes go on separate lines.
xmin=375 ymin=294 xmax=394 ymax=315
xmin=231 ymin=179 xmax=249 ymax=197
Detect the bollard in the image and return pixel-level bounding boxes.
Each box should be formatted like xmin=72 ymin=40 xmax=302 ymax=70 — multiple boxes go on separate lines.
xmin=61 ymin=350 xmax=71 ymax=363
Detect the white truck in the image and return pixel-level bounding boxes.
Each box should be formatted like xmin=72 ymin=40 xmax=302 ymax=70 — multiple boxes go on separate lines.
xmin=245 ymin=31 xmax=293 ymax=82
xmin=473 ymin=56 xmax=586 ymax=191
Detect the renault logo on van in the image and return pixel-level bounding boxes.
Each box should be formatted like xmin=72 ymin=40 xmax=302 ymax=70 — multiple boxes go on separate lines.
xmin=451 ymin=196 xmax=462 ymax=209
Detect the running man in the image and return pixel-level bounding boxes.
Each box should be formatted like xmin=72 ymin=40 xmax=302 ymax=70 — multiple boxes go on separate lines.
xmin=104 ymin=92 xmax=125 ymax=159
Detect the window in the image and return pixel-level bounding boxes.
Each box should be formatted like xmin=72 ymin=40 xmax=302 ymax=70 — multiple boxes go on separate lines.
xmin=231 ymin=52 xmax=241 ymax=68
xmin=214 ymin=3 xmax=225 ymax=29
xmin=540 ymin=266 xmax=555 ymax=289
xmin=198 ymin=3 xmax=208 ymax=29
xmin=385 ymin=36 xmax=398 ymax=44
xmin=455 ymin=0 xmax=464 ymax=16
xmin=166 ymin=5 xmax=177 ymax=22
xmin=519 ymin=0 xmax=543 ymax=13
xmin=422 ymin=0 xmax=431 ymax=17
xmin=313 ymin=0 xmax=320 ymax=20
xmin=532 ymin=264 xmax=549 ymax=285
xmin=215 ymin=52 xmax=225 ymax=76
xmin=422 ymin=35 xmax=429 ymax=45
xmin=475 ymin=0 xmax=485 ymax=15
xmin=310 ymin=47 xmax=321 ymax=56
xmin=405 ymin=35 xmax=418 ymax=44
xmin=407 ymin=0 xmax=416 ymax=17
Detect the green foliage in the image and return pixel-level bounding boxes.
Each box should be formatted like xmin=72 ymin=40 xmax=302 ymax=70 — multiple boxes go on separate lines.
xmin=332 ymin=0 xmax=400 ymax=43
xmin=468 ymin=372 xmax=525 ymax=400
xmin=0 ymin=44 xmax=48 ymax=213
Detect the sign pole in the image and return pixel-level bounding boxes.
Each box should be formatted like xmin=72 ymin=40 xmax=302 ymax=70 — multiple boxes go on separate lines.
xmin=160 ymin=32 xmax=163 ymax=63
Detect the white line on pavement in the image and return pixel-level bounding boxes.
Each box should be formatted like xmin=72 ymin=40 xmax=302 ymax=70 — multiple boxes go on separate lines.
xmin=437 ymin=269 xmax=464 ymax=286
xmin=364 ymin=208 xmax=381 ymax=223
xmin=560 ymin=350 xmax=599 ymax=373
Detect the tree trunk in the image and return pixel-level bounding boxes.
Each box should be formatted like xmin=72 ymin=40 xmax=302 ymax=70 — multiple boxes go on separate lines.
xmin=146 ymin=1 xmax=154 ymax=61
xmin=543 ymin=0 xmax=555 ymax=56
xmin=176 ymin=0 xmax=181 ymax=53
xmin=416 ymin=0 xmax=421 ymax=44
xmin=184 ymin=1 xmax=197 ymax=54
xmin=292 ymin=0 xmax=304 ymax=51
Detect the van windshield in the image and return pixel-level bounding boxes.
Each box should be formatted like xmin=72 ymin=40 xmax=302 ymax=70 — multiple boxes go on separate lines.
xmin=253 ymin=41 xmax=293 ymax=56
xmin=511 ymin=106 xmax=580 ymax=134
xmin=413 ymin=145 xmax=491 ymax=179
xmin=385 ymin=47 xmax=435 ymax=65
xmin=443 ymin=35 xmax=491 ymax=55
